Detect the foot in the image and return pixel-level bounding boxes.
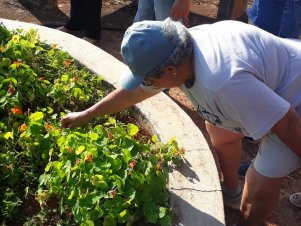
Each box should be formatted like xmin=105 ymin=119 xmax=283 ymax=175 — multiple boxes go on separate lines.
xmin=56 ymin=26 xmax=83 ymax=34
xmin=56 ymin=26 xmax=73 ymax=33
xmin=82 ymin=37 xmax=99 ymax=44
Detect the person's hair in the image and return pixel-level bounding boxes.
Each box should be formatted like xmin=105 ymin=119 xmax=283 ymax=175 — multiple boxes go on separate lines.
xmin=146 ymin=18 xmax=193 ymax=78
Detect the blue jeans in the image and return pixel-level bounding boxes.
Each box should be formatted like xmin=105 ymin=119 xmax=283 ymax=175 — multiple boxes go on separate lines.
xmin=134 ymin=0 xmax=175 ymax=22
xmin=247 ymin=0 xmax=301 ymax=39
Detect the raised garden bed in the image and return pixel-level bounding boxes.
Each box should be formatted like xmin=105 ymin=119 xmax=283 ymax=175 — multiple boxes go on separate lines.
xmin=0 ymin=23 xmax=185 ymax=225
xmin=0 ymin=19 xmax=224 ymax=226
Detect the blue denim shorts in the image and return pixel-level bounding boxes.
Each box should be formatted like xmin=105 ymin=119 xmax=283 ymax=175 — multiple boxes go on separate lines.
xmin=247 ymin=0 xmax=301 ymax=39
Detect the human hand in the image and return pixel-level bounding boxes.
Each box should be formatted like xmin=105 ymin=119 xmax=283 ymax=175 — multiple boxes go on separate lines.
xmin=61 ymin=111 xmax=89 ymax=129
xmin=170 ymin=0 xmax=190 ymax=26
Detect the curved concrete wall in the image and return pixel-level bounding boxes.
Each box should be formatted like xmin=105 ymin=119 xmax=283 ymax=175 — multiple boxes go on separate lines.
xmin=0 ymin=19 xmax=225 ymax=226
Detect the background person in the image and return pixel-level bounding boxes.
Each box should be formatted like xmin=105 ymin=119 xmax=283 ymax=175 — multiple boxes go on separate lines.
xmin=57 ymin=0 xmax=102 ymax=44
xmin=247 ymin=0 xmax=301 ymax=39
xmin=134 ymin=0 xmax=190 ymax=25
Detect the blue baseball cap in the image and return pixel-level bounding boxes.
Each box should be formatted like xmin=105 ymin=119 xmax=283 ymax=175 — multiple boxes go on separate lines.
xmin=120 ymin=19 xmax=179 ymax=90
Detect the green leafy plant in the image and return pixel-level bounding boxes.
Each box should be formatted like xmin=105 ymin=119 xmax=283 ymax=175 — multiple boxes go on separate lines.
xmin=0 ymin=23 xmax=184 ymax=225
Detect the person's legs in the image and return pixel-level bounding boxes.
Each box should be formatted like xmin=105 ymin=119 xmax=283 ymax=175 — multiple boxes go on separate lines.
xmin=83 ymin=0 xmax=102 ymax=40
xmin=279 ymin=0 xmax=301 ymax=39
xmin=134 ymin=0 xmax=155 ymax=22
xmin=153 ymin=0 xmax=175 ymax=21
xmin=237 ymin=133 xmax=300 ymax=225
xmin=294 ymin=0 xmax=301 ymax=39
xmin=238 ymin=165 xmax=285 ymax=226
xmin=279 ymin=0 xmax=296 ymax=38
xmin=205 ymin=122 xmax=244 ymax=209
xmin=206 ymin=122 xmax=243 ymax=190
xmin=65 ymin=0 xmax=85 ymax=31
xmin=247 ymin=0 xmax=286 ymax=36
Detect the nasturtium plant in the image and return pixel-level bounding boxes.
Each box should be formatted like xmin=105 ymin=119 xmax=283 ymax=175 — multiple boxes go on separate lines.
xmin=0 ymin=23 xmax=184 ymax=225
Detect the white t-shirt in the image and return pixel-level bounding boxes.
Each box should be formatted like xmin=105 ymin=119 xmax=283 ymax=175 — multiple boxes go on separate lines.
xmin=144 ymin=21 xmax=301 ymax=139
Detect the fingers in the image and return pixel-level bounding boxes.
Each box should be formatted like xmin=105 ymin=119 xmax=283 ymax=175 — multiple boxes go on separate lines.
xmin=61 ymin=112 xmax=87 ymax=129
xmin=61 ymin=116 xmax=71 ymax=128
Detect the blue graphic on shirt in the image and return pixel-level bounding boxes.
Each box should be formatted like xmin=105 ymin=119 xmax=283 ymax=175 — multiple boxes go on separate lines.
xmin=196 ymin=104 xmax=247 ymax=135
xmin=196 ymin=105 xmax=222 ymax=125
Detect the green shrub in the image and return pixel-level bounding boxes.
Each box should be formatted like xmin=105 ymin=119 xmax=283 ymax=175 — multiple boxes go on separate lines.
xmin=0 ymin=23 xmax=184 ymax=226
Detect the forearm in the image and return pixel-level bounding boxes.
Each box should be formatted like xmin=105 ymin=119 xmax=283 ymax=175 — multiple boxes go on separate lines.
xmin=272 ymin=107 xmax=301 ymax=158
xmin=83 ymin=87 xmax=156 ymax=121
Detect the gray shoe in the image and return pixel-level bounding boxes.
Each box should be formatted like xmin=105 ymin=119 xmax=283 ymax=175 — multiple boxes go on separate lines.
xmin=289 ymin=192 xmax=301 ymax=208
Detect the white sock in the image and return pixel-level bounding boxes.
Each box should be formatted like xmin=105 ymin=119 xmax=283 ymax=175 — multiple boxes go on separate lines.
xmin=222 ymin=184 xmax=242 ymax=197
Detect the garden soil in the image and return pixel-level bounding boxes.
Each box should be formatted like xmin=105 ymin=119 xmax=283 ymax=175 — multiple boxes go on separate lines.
xmin=0 ymin=0 xmax=300 ymax=225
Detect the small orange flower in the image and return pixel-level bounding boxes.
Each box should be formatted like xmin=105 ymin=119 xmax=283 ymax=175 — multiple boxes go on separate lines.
xmin=72 ymin=76 xmax=79 ymax=82
xmin=76 ymin=158 xmax=81 ymax=165
xmin=45 ymin=124 xmax=52 ymax=131
xmin=19 ymin=123 xmax=27 ymax=133
xmin=108 ymin=132 xmax=113 ymax=140
xmin=63 ymin=59 xmax=71 ymax=67
xmin=11 ymin=106 xmax=23 ymax=115
xmin=85 ymin=154 xmax=92 ymax=162
xmin=67 ymin=146 xmax=72 ymax=154
xmin=40 ymin=192 xmax=47 ymax=199
xmin=0 ymin=45 xmax=4 ymax=52
xmin=13 ymin=59 xmax=22 ymax=68
xmin=128 ymin=160 xmax=137 ymax=169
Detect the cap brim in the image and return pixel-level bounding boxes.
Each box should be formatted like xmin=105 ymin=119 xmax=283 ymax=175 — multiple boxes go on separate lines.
xmin=120 ymin=68 xmax=145 ymax=91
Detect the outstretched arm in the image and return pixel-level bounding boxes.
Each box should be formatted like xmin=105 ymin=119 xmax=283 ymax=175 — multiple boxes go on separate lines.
xmin=272 ymin=107 xmax=301 ymax=158
xmin=170 ymin=0 xmax=191 ymax=26
xmin=61 ymin=87 xmax=157 ymax=129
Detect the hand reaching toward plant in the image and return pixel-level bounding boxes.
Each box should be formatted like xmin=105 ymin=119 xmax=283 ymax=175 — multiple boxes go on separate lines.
xmin=61 ymin=88 xmax=157 ymax=129
xmin=171 ymin=0 xmax=190 ymax=26
xmin=61 ymin=111 xmax=90 ymax=129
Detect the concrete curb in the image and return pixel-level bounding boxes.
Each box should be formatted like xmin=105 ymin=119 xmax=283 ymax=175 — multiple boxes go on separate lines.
xmin=0 ymin=18 xmax=225 ymax=226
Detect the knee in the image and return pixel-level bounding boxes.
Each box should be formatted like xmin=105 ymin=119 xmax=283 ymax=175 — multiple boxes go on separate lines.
xmin=205 ymin=121 xmax=243 ymax=148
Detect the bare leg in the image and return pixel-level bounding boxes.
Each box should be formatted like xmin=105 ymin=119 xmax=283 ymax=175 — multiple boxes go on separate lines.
xmin=205 ymin=122 xmax=243 ymax=190
xmin=237 ymin=165 xmax=285 ymax=226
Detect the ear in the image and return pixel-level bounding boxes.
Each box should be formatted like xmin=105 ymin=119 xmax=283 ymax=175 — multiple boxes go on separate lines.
xmin=163 ymin=66 xmax=178 ymax=78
